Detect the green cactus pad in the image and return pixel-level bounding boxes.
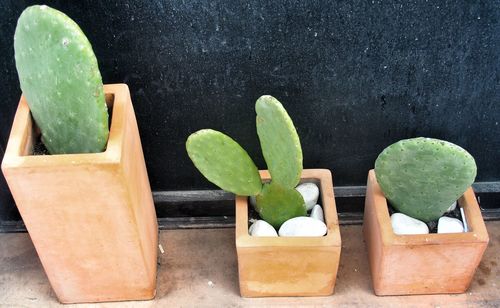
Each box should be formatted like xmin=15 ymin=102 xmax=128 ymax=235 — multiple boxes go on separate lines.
xmin=255 ymin=182 xmax=306 ymax=228
xmin=14 ymin=5 xmax=108 ymax=154
xmin=256 ymin=95 xmax=303 ymax=188
xmin=375 ymin=137 xmax=477 ymax=222
xmin=186 ymin=129 xmax=262 ymax=196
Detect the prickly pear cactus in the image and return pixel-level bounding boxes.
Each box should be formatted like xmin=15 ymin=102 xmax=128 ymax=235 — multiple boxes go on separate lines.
xmin=14 ymin=5 xmax=108 ymax=154
xmin=186 ymin=129 xmax=262 ymax=196
xmin=375 ymin=137 xmax=477 ymax=222
xmin=186 ymin=96 xmax=307 ymax=228
xmin=256 ymin=95 xmax=302 ymax=188
xmin=255 ymin=182 xmax=306 ymax=228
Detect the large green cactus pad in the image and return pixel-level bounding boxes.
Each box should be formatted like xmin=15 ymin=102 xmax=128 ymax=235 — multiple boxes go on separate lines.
xmin=14 ymin=5 xmax=108 ymax=154
xmin=186 ymin=129 xmax=262 ymax=196
xmin=375 ymin=137 xmax=477 ymax=222
xmin=255 ymin=182 xmax=306 ymax=228
xmin=256 ymin=95 xmax=302 ymax=188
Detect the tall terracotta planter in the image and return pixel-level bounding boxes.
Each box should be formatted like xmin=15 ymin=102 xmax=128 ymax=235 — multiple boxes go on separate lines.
xmin=236 ymin=169 xmax=341 ymax=297
xmin=1 ymin=84 xmax=158 ymax=303
xmin=363 ymin=169 xmax=489 ymax=295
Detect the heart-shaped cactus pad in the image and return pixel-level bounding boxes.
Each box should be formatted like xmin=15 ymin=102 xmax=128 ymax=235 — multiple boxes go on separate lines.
xmin=374 ymin=137 xmax=477 ymax=222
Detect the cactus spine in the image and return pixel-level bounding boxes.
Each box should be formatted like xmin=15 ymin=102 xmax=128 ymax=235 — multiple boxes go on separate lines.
xmin=375 ymin=137 xmax=477 ymax=222
xmin=14 ymin=5 xmax=109 ymax=154
xmin=186 ymin=96 xmax=306 ymax=228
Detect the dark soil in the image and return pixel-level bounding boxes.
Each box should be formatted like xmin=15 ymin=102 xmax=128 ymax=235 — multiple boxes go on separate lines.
xmin=32 ymin=138 xmax=50 ymax=155
xmin=248 ymin=204 xmax=260 ymax=223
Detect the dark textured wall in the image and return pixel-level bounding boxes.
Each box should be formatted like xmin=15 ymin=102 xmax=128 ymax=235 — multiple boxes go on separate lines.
xmin=1 ymin=1 xmax=499 ymax=220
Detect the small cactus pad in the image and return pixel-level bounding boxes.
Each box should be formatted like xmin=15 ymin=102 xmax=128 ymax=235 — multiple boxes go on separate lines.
xmin=375 ymin=137 xmax=477 ymax=222
xmin=256 ymin=95 xmax=302 ymax=188
xmin=14 ymin=5 xmax=108 ymax=154
xmin=186 ymin=129 xmax=262 ymax=196
xmin=255 ymin=182 xmax=306 ymax=228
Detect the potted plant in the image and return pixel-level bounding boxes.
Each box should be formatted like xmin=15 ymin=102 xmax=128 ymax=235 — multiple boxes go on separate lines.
xmin=1 ymin=6 xmax=158 ymax=303
xmin=363 ymin=137 xmax=489 ymax=295
xmin=186 ymin=95 xmax=341 ymax=297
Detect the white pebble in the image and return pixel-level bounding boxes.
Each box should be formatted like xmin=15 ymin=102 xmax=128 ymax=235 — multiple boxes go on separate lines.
xmin=437 ymin=217 xmax=464 ymax=234
xmin=296 ymin=182 xmax=319 ymax=211
xmin=310 ymin=204 xmax=324 ymax=222
xmin=248 ymin=220 xmax=278 ymax=237
xmin=446 ymin=201 xmax=457 ymax=213
xmin=278 ymin=216 xmax=327 ymax=237
xmin=391 ymin=213 xmax=429 ymax=235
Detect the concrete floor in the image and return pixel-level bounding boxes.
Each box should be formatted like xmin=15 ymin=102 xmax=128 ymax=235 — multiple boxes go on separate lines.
xmin=0 ymin=222 xmax=499 ymax=307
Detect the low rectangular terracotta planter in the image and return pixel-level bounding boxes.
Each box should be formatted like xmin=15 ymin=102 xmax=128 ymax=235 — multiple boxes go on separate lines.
xmin=1 ymin=84 xmax=158 ymax=303
xmin=363 ymin=169 xmax=489 ymax=296
xmin=235 ymin=169 xmax=341 ymax=297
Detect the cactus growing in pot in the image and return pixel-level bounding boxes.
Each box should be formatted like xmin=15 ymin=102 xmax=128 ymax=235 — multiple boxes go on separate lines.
xmin=364 ymin=138 xmax=488 ymax=296
xmin=14 ymin=5 xmax=109 ymax=154
xmin=2 ymin=5 xmax=158 ymax=303
xmin=374 ymin=137 xmax=477 ymax=222
xmin=186 ymin=95 xmax=307 ymax=228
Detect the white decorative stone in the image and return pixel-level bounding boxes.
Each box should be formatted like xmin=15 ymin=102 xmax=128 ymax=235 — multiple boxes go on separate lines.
xmin=437 ymin=217 xmax=464 ymax=234
xmin=310 ymin=204 xmax=324 ymax=222
xmin=446 ymin=201 xmax=457 ymax=213
xmin=278 ymin=216 xmax=327 ymax=237
xmin=390 ymin=213 xmax=429 ymax=235
xmin=248 ymin=220 xmax=278 ymax=237
xmin=296 ymin=182 xmax=319 ymax=211
xmin=460 ymin=207 xmax=469 ymax=232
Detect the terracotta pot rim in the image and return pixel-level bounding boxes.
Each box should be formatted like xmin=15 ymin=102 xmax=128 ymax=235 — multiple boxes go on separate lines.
xmin=2 ymin=84 xmax=129 ymax=170
xmin=367 ymin=169 xmax=489 ymax=245
xmin=236 ymin=168 xmax=341 ymax=248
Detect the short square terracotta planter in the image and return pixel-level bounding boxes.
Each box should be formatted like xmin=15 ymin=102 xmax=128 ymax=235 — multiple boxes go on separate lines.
xmin=363 ymin=169 xmax=489 ymax=296
xmin=1 ymin=84 xmax=158 ymax=303
xmin=235 ymin=169 xmax=341 ymax=297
